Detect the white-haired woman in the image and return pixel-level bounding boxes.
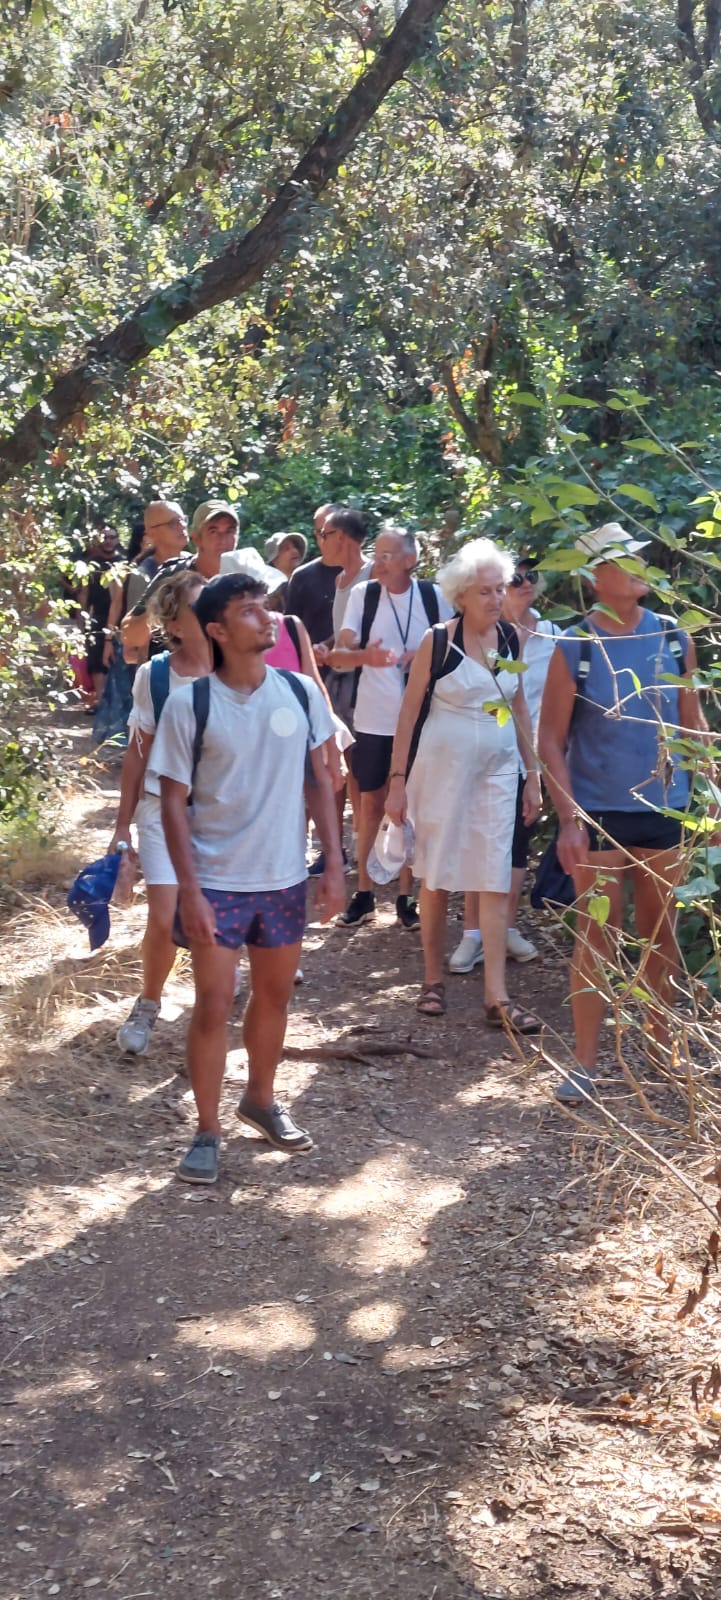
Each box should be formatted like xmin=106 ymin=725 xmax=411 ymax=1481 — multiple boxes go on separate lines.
xmin=451 ymin=552 xmax=562 ymax=971
xmin=109 ymin=569 xmax=211 ymax=1055
xmin=386 ymin=538 xmax=542 ymax=1026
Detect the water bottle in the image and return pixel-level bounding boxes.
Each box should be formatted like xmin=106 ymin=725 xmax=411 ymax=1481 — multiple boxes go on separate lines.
xmin=111 ymin=841 xmax=137 ymax=909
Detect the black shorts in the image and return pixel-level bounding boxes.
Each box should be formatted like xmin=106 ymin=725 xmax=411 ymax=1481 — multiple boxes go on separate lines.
xmin=511 ymin=775 xmax=537 ymax=869
xmin=586 ymin=810 xmax=683 ymax=853
xmin=86 ymin=628 xmax=108 ymax=677
xmin=351 ymin=732 xmax=394 ymax=794
xmin=325 ymin=668 xmax=356 ymax=735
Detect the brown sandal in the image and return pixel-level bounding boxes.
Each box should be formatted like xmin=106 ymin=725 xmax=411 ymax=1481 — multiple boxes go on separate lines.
xmin=485 ymin=1001 xmax=541 ymax=1036
xmin=416 ymin=982 xmax=446 ymax=1016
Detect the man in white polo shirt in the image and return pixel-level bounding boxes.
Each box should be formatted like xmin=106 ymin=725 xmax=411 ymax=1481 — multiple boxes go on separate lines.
xmin=152 ymin=571 xmax=344 ymax=1185
xmin=330 ymin=524 xmax=452 ymax=928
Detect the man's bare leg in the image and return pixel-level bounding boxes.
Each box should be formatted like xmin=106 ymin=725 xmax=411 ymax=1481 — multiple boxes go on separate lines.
xmin=243 ymin=941 xmax=302 ymax=1108
xmin=187 ymin=943 xmax=238 ymax=1133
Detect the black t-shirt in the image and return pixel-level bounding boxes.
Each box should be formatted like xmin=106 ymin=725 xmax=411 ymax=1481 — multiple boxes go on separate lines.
xmin=86 ymin=557 xmax=115 ymax=629
xmin=285 ymin=558 xmax=341 ymax=644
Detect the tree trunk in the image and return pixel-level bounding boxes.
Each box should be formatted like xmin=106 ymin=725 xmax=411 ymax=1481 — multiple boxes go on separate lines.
xmin=0 ymin=0 xmax=449 ymax=485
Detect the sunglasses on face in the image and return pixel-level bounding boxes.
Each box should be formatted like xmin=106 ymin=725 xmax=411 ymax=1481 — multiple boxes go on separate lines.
xmin=510 ymin=567 xmax=539 ymax=588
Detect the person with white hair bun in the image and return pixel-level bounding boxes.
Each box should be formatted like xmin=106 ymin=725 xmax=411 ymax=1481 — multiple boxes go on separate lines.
xmin=386 ymin=537 xmax=542 ymax=1027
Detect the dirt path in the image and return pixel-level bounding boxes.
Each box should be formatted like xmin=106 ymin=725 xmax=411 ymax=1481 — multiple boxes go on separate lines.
xmin=2 ymin=714 xmax=721 ymax=1600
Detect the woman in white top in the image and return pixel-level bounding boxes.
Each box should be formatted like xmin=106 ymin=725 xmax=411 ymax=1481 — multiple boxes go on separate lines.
xmin=451 ymin=555 xmax=561 ymax=972
xmin=386 ymin=539 xmax=541 ymax=1026
xmin=109 ymin=570 xmax=211 ymax=1055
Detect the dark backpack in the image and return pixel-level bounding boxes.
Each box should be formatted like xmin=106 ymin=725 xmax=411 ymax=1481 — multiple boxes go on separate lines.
xmin=351 ymin=578 xmax=441 ymax=708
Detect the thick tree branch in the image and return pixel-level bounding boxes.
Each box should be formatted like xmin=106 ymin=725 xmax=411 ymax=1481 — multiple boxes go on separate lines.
xmin=0 ymin=0 xmax=449 ymax=484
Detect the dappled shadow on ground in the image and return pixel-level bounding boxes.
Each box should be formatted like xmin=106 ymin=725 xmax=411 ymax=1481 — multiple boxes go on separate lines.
xmin=3 ymin=881 xmax=721 ymax=1600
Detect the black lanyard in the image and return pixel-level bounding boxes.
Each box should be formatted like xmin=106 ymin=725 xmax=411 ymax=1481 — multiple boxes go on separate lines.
xmin=387 ymin=584 xmax=414 ymax=652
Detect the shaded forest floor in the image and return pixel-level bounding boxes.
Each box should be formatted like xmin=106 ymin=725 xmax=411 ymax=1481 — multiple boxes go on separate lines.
xmin=2 ymin=710 xmax=721 ymax=1600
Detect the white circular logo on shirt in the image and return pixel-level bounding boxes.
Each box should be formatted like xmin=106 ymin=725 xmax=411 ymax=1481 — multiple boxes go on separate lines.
xmin=270 ymin=706 xmax=299 ymax=738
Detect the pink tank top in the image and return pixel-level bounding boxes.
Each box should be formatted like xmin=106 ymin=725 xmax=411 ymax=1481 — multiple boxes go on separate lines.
xmin=266 ymin=615 xmax=302 ymax=671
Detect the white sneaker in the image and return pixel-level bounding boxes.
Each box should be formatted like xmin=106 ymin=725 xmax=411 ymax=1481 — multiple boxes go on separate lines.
xmin=294 ymin=968 xmax=304 ymax=986
xmin=507 ymin=928 xmax=538 ymax=963
xmin=117 ymin=997 xmax=160 ymax=1055
xmin=449 ymin=932 xmax=484 ymax=973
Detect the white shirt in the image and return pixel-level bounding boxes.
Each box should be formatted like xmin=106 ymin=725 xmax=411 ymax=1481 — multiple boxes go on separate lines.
xmin=342 ymin=579 xmax=453 ymax=736
xmin=521 ymin=615 xmax=562 ymax=734
xmin=148 ymin=669 xmax=334 ymax=892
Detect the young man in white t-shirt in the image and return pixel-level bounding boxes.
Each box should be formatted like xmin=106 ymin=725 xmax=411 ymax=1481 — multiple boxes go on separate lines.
xmin=330 ymin=525 xmax=452 ymax=927
xmin=152 ymin=572 xmax=345 ymax=1184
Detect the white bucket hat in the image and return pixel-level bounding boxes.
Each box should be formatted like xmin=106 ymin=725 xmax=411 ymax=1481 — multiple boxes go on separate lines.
xmin=574 ymin=522 xmax=650 ymax=569
xmin=367 ymin=817 xmax=416 ymax=886
xmin=220 ymin=546 xmax=286 ymax=593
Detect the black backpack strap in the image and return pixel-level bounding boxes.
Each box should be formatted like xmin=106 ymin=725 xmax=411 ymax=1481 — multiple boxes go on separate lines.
xmin=276 ymin=667 xmax=310 ymax=723
xmin=351 ymin=580 xmax=382 ymax=709
xmin=149 ymin=651 xmax=171 ymax=724
xmin=190 ymin=676 xmax=211 ymax=795
xmin=417 ymin=578 xmax=440 ymax=628
xmin=658 ymin=615 xmax=687 ymax=674
xmin=283 ymin=614 xmax=302 ymax=666
xmin=275 ymin=668 xmax=315 ymax=785
xmin=406 ymin=623 xmax=451 ymax=778
xmin=358 ymin=581 xmax=382 ymax=650
xmin=496 ymin=620 xmax=520 ymax=661
xmin=574 ymin=632 xmax=592 ymax=696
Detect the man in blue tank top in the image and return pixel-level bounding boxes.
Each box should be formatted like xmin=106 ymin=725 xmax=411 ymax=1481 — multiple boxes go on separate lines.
xmin=539 ymin=523 xmax=710 ymax=1102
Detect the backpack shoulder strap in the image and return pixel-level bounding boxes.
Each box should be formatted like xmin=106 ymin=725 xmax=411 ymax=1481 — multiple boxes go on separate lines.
xmin=275 ymin=666 xmax=310 ymax=723
xmin=657 ymin=615 xmax=687 ymax=674
xmin=358 ymin=581 xmax=381 ymax=649
xmin=429 ymin=621 xmax=449 ymax=681
xmin=568 ymin=627 xmax=593 ymax=695
xmin=149 ymin=651 xmax=171 ymax=724
xmin=190 ymin=676 xmax=211 ymax=791
xmin=417 ymin=578 xmax=440 ymax=628
xmin=283 ymin=614 xmax=302 ymax=666
xmin=496 ymin=620 xmax=520 ymax=660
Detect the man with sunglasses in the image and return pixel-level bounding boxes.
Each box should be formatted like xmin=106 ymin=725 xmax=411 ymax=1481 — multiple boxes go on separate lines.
xmin=450 ymin=555 xmax=561 ymax=972
xmin=121 ymin=500 xmax=239 ymax=658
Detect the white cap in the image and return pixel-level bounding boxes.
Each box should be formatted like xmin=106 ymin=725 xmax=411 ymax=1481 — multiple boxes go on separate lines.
xmin=574 ymin=522 xmax=650 ymax=569
xmin=367 ymin=817 xmax=416 ymax=886
xmin=220 ymin=546 xmax=286 ymax=593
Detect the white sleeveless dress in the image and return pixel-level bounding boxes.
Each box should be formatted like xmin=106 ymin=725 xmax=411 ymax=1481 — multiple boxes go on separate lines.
xmin=406 ymin=644 xmax=520 ymax=893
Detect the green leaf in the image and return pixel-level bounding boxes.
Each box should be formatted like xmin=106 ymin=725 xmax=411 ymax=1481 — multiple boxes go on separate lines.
xmin=626 ymin=438 xmax=666 ymax=455
xmin=554 ymin=483 xmax=600 ymax=508
xmin=513 ymin=392 xmax=544 ymax=408
xmin=481 ymin=700 xmax=511 ymax=725
xmin=495 ymin=658 xmax=528 ymax=673
xmin=587 ymin=893 xmax=610 ymax=927
xmin=678 ymin=608 xmax=710 ymax=627
xmin=616 ymin=482 xmax=660 ymax=511
xmin=537 ymin=549 xmax=583 ymax=571
xmin=554 ymin=392 xmax=598 ymax=408
xmin=675 ymin=875 xmax=719 ymax=905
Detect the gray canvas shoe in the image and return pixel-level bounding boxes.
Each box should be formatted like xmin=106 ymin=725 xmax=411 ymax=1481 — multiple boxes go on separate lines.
xmin=176 ymin=1132 xmax=221 ymax=1185
xmin=236 ymin=1097 xmax=313 ymax=1154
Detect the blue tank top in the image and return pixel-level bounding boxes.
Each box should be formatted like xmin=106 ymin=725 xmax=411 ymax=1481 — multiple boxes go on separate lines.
xmin=557 ymin=610 xmax=690 ymax=814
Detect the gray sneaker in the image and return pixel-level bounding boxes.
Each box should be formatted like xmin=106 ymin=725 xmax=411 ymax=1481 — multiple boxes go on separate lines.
xmin=236 ymin=1096 xmax=314 ymax=1154
xmin=177 ymin=1132 xmax=221 ymax=1185
xmin=117 ymin=997 xmax=160 ymax=1055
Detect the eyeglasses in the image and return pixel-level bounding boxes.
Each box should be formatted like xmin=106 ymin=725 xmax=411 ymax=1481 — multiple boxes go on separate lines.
xmin=510 ymin=568 xmax=539 ymax=588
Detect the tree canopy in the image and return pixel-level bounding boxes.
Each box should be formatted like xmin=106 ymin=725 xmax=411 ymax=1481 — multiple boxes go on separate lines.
xmin=1 ymin=0 xmax=720 ymax=534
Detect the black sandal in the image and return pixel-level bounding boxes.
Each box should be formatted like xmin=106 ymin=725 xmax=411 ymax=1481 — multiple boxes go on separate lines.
xmin=416 ymin=982 xmax=446 ymax=1016
xmin=485 ymin=1001 xmax=541 ymax=1036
